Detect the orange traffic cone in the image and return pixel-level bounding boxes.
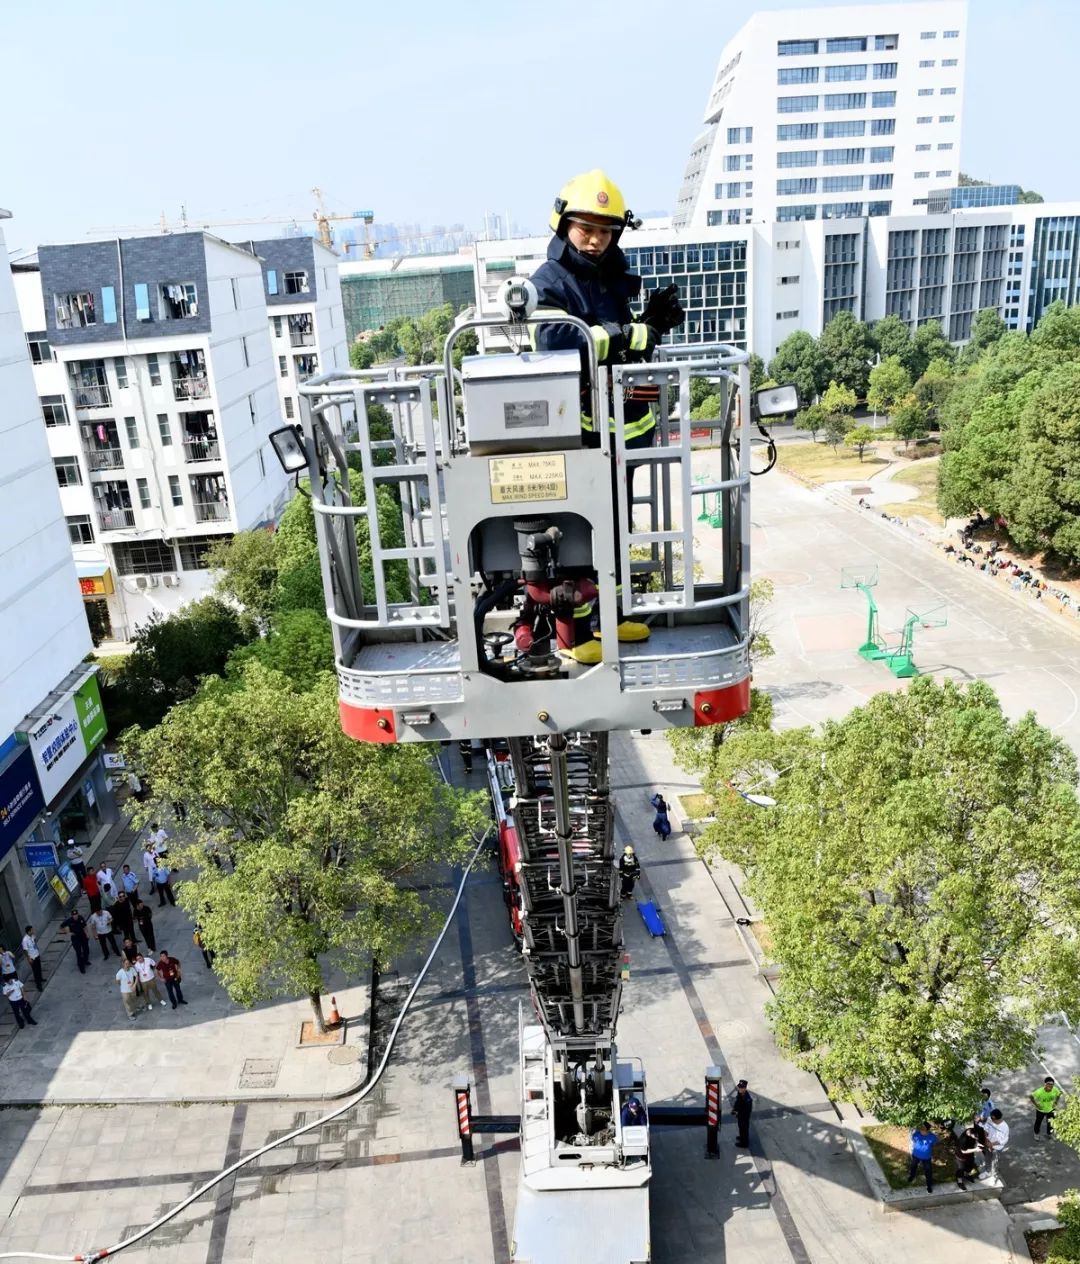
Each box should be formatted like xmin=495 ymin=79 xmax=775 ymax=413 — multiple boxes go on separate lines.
xmin=328 ymin=996 xmax=341 ymax=1027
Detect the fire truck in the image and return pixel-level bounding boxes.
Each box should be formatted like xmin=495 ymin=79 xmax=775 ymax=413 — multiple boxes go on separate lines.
xmin=276 ymin=279 xmax=796 ymax=1263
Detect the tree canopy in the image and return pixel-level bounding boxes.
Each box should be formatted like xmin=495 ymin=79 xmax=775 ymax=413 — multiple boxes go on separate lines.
xmin=676 ymin=677 xmax=1080 ymax=1123
xmin=867 ymin=356 xmax=912 ymax=417
xmin=768 ymin=330 xmax=828 ymax=406
xmin=817 ymin=311 xmax=876 ymax=397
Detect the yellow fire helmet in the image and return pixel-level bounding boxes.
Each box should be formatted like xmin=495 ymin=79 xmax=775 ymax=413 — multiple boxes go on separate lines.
xmin=549 ymin=169 xmax=642 ymax=234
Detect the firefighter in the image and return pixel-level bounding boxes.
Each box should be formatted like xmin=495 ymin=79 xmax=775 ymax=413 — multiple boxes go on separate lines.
xmin=531 ymin=170 xmax=685 ymax=664
xmin=618 ymin=845 xmax=641 ymax=900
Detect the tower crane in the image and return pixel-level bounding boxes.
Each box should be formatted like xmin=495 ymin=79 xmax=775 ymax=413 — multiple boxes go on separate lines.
xmin=271 ymin=277 xmax=798 ymax=1263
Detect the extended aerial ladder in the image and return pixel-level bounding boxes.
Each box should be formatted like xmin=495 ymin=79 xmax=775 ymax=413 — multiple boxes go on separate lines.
xmin=276 ymin=280 xmax=796 ymax=1262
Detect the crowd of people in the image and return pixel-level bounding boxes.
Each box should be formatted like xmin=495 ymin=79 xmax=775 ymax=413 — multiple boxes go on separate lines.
xmin=1 ymin=815 xmax=210 ymax=1030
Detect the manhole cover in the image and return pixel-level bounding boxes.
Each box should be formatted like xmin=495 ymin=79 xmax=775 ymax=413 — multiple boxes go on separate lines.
xmin=238 ymin=1057 xmax=281 ymax=1089
xmin=328 ymin=1046 xmax=361 ymax=1066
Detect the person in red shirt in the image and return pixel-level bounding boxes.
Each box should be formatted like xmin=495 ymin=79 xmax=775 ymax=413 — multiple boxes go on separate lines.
xmin=81 ymin=870 xmax=101 ymax=914
xmin=155 ymin=950 xmax=187 ymax=1009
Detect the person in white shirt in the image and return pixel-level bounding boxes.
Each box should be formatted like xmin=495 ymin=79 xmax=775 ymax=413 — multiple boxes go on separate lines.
xmin=88 ymin=909 xmax=119 ymax=959
xmin=0 ymin=946 xmax=15 ymax=984
xmin=149 ymin=824 xmax=169 ymax=858
xmin=115 ymin=961 xmax=140 ymax=1019
xmin=96 ymin=865 xmax=114 ymax=892
xmin=21 ymin=926 xmax=43 ymax=990
xmin=142 ymin=844 xmax=158 ymax=894
xmin=133 ymin=954 xmax=165 ymax=1010
xmin=984 ymin=1109 xmax=1010 ymax=1180
xmin=3 ymin=977 xmax=36 ymax=1028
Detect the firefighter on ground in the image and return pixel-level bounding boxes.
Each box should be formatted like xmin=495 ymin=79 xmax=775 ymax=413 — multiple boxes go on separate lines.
xmin=618 ymin=845 xmax=641 ymax=900
xmin=530 ymin=169 xmax=686 ymax=665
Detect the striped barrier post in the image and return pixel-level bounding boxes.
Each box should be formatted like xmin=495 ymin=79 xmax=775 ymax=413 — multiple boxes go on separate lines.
xmin=453 ymin=1074 xmax=474 ymax=1165
xmin=705 ymin=1066 xmax=722 ymax=1159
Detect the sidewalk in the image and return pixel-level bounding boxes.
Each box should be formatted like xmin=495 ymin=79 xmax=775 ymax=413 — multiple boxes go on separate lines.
xmin=0 ymin=810 xmax=369 ymax=1104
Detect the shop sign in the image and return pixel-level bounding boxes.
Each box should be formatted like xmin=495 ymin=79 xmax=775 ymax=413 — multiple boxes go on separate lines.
xmin=24 ymin=843 xmax=58 ymax=869
xmin=78 ymin=570 xmax=114 ymax=598
xmin=0 ymin=746 xmax=46 ymax=862
xmin=57 ymin=862 xmax=80 ymax=894
xmin=84 ymin=777 xmax=96 ymax=807
xmin=74 ymin=675 xmax=107 ymax=753
xmin=49 ymin=874 xmax=71 ymax=905
xmin=26 ymin=693 xmax=83 ymax=803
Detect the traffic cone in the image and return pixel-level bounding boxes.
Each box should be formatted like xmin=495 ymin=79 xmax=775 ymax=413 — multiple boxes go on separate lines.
xmin=328 ymin=995 xmax=341 ymax=1027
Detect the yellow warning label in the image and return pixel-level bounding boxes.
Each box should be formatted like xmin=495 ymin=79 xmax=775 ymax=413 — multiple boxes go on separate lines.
xmin=488 ymin=454 xmax=568 ymax=504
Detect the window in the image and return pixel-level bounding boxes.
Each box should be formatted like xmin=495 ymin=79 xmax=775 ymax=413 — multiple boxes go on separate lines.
xmin=873 ymin=62 xmax=897 ymax=79
xmin=921 ymin=31 xmax=937 ymax=39
xmin=871 ymin=91 xmax=896 ymax=107
xmin=939 ymin=115 xmax=955 ymax=123
xmin=278 ymin=354 xmax=288 ymax=377
xmin=776 ymin=240 xmax=800 ymax=250
xmin=257 ymin=448 xmax=266 ymax=479
xmin=114 ymin=357 xmax=128 ymax=389
xmin=916 ymin=143 xmax=931 ymax=151
xmin=240 ymin=335 xmax=250 ymax=368
xmin=134 ymin=283 xmax=151 ymax=321
xmin=112 ymin=540 xmax=176 ymax=575
xmin=936 ymin=169 xmax=953 ymax=178
xmin=168 ymin=475 xmax=183 ymax=507
xmin=776 ymin=309 xmax=799 ymax=319
xmin=54 ymin=292 xmax=96 ymax=329
xmin=777 ymin=122 xmax=818 ymax=140
xmin=777 ymin=178 xmax=818 ymax=195
xmin=823 ymin=119 xmax=865 ymax=138
xmin=157 ymin=413 xmax=172 ymax=445
xmin=727 ymin=182 xmax=746 ymax=197
xmin=917 ymin=116 xmax=932 ymax=124
xmin=868 ymin=201 xmax=892 ymax=217
xmin=136 ymin=477 xmax=151 ymax=510
xmin=101 ymin=286 xmax=118 ymax=324
xmin=778 ymin=66 xmax=819 ymax=85
xmin=267 ymin=269 xmax=278 ymax=296
xmin=26 ymin=331 xmax=52 ymax=363
xmin=147 ymin=353 xmax=161 ymax=386
xmin=778 ymin=150 xmax=818 ymax=167
xmin=272 ymin=315 xmax=283 ymax=338
xmin=284 ymin=271 xmax=309 ymax=294
xmin=248 ymin=394 xmax=257 ymax=425
xmin=919 ymin=59 xmax=936 ymax=68
xmin=826 ymin=37 xmax=866 ymax=53
xmin=778 ymin=94 xmax=819 ymax=113
xmin=778 ymin=275 xmax=800 ymax=286
xmin=178 ymin=535 xmax=220 ymax=570
xmin=40 ymin=395 xmax=68 ymax=427
xmin=940 ymin=86 xmax=956 ymax=95
xmin=875 ymin=33 xmax=898 ymax=50
xmin=943 ymin=58 xmax=958 ymax=66
xmin=938 ymin=142 xmax=954 ymax=150
xmin=870 ymin=146 xmax=894 ymax=162
xmin=66 ymin=514 xmax=94 ymax=545
xmin=825 ymin=93 xmax=866 ymax=109
xmin=823 ymin=175 xmax=864 ymax=192
xmin=725 ymin=153 xmax=751 ymax=171
xmin=778 ymin=39 xmax=818 ymax=56
xmin=871 ymin=118 xmax=895 ymax=135
xmin=944 ymin=29 xmax=959 ymax=38
xmin=777 ymin=205 xmax=817 ymax=221
xmin=823 ymin=147 xmax=864 ymax=165
xmin=918 ymin=88 xmax=934 ymax=96
xmin=822 ymin=202 xmax=863 ymax=219
xmin=727 ymin=126 xmax=752 ymax=142
xmin=284 ymin=396 xmax=295 ymax=419
xmin=125 ymin=416 xmax=140 ymax=447
xmin=54 ymin=456 xmax=81 ymax=487
xmin=869 ymin=173 xmax=893 ymax=190
xmin=915 ymin=171 xmax=930 ymax=179
xmin=825 ymin=64 xmax=866 ymax=81
xmin=230 ymin=277 xmax=240 ymax=311
xmin=160 ymin=283 xmax=198 ymax=320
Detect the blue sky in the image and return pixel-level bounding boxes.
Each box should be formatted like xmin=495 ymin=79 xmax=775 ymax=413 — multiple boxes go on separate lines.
xmin=2 ymin=0 xmax=1078 ymax=252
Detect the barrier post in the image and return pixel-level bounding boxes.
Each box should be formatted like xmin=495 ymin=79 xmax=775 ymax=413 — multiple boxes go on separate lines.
xmin=705 ymin=1066 xmax=722 ymax=1159
xmin=453 ymin=1074 xmax=474 ymax=1165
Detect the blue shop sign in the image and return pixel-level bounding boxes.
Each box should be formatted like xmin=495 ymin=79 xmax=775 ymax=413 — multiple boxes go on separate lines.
xmin=24 ymin=843 xmax=58 ymax=869
xmin=0 ymin=745 xmax=46 ymax=862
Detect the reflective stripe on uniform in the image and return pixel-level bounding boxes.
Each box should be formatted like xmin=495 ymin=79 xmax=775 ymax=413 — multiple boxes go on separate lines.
xmin=581 ymin=405 xmax=656 ymax=439
xmin=627 ymin=323 xmax=649 ymax=352
xmin=573 ymin=603 xmax=593 ymax=619
xmin=589 ymin=324 xmax=610 ymax=360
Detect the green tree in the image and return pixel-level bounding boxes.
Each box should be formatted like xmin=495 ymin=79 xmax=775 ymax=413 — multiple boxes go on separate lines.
xmin=768 ymin=331 xmax=828 ymax=406
xmin=206 ymin=529 xmax=280 ymax=624
xmin=689 ymin=376 xmax=719 ymax=410
xmin=227 ymin=609 xmax=334 ymax=690
xmin=892 ymin=394 xmax=931 ymax=447
xmin=797 ymin=402 xmax=827 ymax=442
xmin=844 ymin=423 xmax=875 ymax=460
xmin=866 ymin=356 xmax=912 ymax=417
xmin=122 ymin=664 xmax=485 ymax=1031
xmin=349 ymin=341 xmax=376 ymax=370
xmin=682 ymin=677 xmax=1080 ymax=1123
xmin=908 ymin=320 xmax=955 ymax=380
xmin=817 ymin=310 xmax=877 ymax=397
xmin=871 ymin=314 xmax=914 ymax=370
xmin=823 ymin=413 xmax=851 ymax=452
xmin=690 ymin=392 xmax=722 ymax=422
xmin=958 ymin=309 xmax=1006 ymax=367
xmin=913 ymin=357 xmax=955 ymax=415
xmin=821 ymin=379 xmax=857 ymax=419
xmin=748 ymin=352 xmax=767 ymax=391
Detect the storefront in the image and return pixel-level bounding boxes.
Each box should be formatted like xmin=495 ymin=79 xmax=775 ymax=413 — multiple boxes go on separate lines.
xmin=76 ymin=560 xmax=115 ymax=646
xmin=0 ymin=736 xmax=46 ymax=948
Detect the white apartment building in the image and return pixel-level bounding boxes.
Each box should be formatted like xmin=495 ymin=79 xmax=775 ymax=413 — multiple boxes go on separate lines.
xmin=674 ymin=0 xmax=968 ymax=231
xmin=0 ymin=209 xmax=118 ymax=942
xmin=473 ymin=198 xmax=1080 ymax=367
xmin=244 ymin=237 xmax=349 ymax=427
xmin=13 ymin=232 xmax=298 ymax=642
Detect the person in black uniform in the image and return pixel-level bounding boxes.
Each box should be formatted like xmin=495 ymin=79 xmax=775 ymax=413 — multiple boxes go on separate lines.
xmin=732 ymin=1079 xmax=753 ymax=1147
xmin=618 ymin=845 xmax=641 ymax=899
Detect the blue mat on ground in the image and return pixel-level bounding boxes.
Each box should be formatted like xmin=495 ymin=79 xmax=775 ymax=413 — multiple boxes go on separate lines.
xmin=636 ymin=900 xmax=666 ymax=937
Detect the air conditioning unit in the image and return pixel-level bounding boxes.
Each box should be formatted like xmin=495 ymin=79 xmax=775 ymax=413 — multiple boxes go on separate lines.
xmin=134 ymin=576 xmax=150 ymax=590
xmin=162 ymin=574 xmax=181 ymax=588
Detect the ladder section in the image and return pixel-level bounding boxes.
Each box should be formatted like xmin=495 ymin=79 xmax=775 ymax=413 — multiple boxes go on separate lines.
xmin=508 ymin=733 xmax=623 ymax=1044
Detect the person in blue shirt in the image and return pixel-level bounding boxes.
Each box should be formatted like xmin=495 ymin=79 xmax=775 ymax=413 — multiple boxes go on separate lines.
xmin=976 ymin=1087 xmax=995 ymax=1124
xmin=908 ymin=1122 xmax=939 ymax=1192
xmin=621 ymin=1096 xmax=646 ymax=1127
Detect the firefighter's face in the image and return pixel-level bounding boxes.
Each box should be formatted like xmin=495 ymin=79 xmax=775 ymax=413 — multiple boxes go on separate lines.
xmin=567 ymin=215 xmax=615 ymax=256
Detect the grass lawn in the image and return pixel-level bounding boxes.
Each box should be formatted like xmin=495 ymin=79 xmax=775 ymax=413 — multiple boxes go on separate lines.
xmin=862 ymin=1122 xmax=955 ymax=1190
xmin=778 ymin=441 xmax=889 ymax=485
xmin=679 ymin=793 xmax=714 ymax=820
xmin=749 ymin=921 xmax=774 ymax=960
xmin=879 ymin=458 xmax=944 ymax=525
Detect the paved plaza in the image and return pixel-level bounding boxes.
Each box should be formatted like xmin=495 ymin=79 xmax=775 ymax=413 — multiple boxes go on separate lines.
xmin=1 ymin=466 xmax=1078 ymax=1261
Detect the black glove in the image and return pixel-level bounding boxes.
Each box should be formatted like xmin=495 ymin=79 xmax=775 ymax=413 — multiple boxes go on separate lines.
xmin=640 ymin=284 xmax=685 ymax=335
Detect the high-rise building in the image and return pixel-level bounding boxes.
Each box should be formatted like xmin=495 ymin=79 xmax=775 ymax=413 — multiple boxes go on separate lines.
xmin=674 ymin=0 xmax=967 ymax=230
xmin=0 ymin=209 xmax=118 ymax=941
xmin=13 ymin=232 xmax=297 ymax=642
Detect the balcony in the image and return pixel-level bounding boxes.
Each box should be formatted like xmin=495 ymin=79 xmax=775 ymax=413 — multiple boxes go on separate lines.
xmin=72 ymin=384 xmax=111 ymax=409
xmin=97 ymin=507 xmax=135 ymax=531
xmin=183 ymin=438 xmax=221 ymax=464
xmin=173 ymin=375 xmax=211 ymax=402
xmin=194 ymin=500 xmax=229 ymax=523
xmin=87 ymin=447 xmax=124 ymax=471
xmin=290 ymin=330 xmax=315 ymax=348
